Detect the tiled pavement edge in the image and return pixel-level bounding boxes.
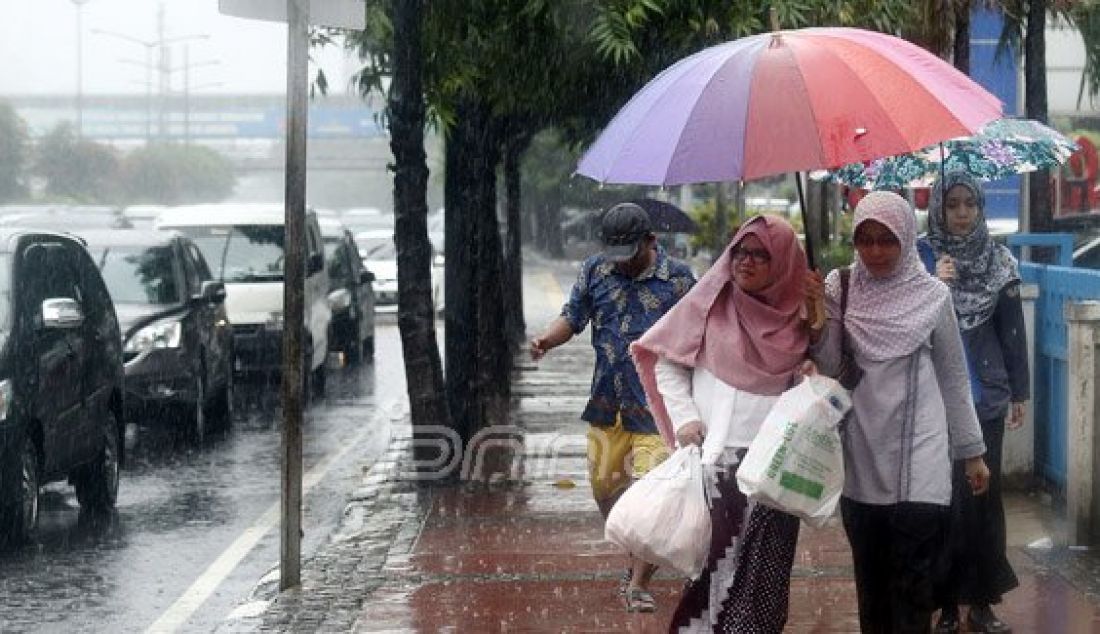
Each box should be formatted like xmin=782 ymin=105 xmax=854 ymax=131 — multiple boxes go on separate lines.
xmin=218 ymin=419 xmax=424 ymax=632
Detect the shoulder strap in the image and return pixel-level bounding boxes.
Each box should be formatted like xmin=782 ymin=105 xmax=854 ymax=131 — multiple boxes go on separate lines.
xmin=840 ymin=267 xmax=851 ymax=318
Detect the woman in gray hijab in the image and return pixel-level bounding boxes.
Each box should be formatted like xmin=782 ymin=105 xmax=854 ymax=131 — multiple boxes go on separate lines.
xmin=920 ymin=170 xmax=1030 ymax=634
xmin=808 ymin=191 xmax=989 ymax=634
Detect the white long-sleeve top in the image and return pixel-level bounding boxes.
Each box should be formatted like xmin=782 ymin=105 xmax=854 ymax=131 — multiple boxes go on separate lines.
xmin=654 ymin=357 xmax=779 ymax=466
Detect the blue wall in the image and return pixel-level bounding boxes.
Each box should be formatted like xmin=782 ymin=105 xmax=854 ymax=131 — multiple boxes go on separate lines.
xmin=970 ymin=7 xmax=1021 ymax=221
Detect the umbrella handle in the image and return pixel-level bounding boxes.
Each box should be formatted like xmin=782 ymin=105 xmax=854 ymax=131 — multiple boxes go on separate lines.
xmin=810 ymin=296 xmax=826 ymax=331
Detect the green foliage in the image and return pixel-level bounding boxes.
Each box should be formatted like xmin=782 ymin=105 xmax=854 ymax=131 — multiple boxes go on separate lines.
xmin=0 ymin=101 xmax=28 ymax=202
xmin=117 ymin=143 xmax=236 ymax=205
xmin=521 ymin=128 xmax=650 ymax=210
xmin=819 ymin=210 xmax=856 ymax=274
xmin=688 ymin=197 xmax=723 ymax=252
xmin=34 ymin=123 xmax=120 ymax=203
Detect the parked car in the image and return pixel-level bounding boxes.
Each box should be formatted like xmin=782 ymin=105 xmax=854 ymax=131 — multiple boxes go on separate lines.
xmin=0 ymin=210 xmax=132 ymax=231
xmin=318 ymin=217 xmax=375 ymax=361
xmin=356 ymin=230 xmax=398 ymax=313
xmin=0 ymin=230 xmax=125 ymax=544
xmin=156 ymin=204 xmax=332 ymax=397
xmin=340 ymin=207 xmax=392 ymax=234
xmin=80 ymin=229 xmax=234 ymax=441
xmin=356 ymin=229 xmax=443 ymax=314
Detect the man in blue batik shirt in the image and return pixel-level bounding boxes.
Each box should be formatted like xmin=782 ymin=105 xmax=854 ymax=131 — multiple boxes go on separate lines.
xmin=530 ymin=202 xmax=695 ymax=612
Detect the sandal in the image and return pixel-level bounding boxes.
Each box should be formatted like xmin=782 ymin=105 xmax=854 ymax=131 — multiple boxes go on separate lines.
xmin=967 ymin=605 xmax=1011 ymax=633
xmin=624 ymin=588 xmax=656 ymax=613
xmin=617 ymin=569 xmax=632 ymax=595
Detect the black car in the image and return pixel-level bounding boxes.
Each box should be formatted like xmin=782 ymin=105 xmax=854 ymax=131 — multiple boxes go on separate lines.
xmin=81 ymin=230 xmax=234 ymax=441
xmin=319 ymin=217 xmax=375 ymax=361
xmin=0 ymin=230 xmax=125 ymax=544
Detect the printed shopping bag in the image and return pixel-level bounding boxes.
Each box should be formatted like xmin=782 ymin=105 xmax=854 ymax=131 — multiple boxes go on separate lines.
xmin=736 ymin=374 xmax=851 ymax=527
xmin=605 ymin=446 xmax=711 ymax=579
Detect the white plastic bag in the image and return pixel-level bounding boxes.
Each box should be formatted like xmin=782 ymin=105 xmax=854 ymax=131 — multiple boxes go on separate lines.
xmin=604 ymin=446 xmax=711 ymax=579
xmin=736 ymin=374 xmax=851 ymax=528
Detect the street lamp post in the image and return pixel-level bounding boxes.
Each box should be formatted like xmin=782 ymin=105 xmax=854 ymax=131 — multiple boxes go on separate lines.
xmin=91 ymin=21 xmax=208 ymax=143
xmin=167 ymin=45 xmax=220 ymax=144
xmin=71 ymin=0 xmax=92 ymax=138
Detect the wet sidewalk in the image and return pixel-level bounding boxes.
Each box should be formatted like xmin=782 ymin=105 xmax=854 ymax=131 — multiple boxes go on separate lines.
xmin=224 ymin=256 xmax=1100 ymax=633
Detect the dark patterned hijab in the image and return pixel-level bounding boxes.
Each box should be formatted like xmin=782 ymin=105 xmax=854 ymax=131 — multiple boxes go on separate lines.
xmin=927 ymin=170 xmax=1020 ymax=331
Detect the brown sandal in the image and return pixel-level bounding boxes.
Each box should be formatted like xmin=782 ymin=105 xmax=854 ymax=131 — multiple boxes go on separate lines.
xmin=624 ymin=588 xmax=656 ymax=613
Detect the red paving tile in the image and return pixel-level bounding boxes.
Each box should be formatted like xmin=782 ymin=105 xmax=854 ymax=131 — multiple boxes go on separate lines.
xmin=359 ymin=579 xmax=682 ymax=633
xmin=352 ymin=454 xmax=1100 ymax=632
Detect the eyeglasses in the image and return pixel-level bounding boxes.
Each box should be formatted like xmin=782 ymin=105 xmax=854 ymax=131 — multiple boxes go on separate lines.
xmin=730 ymin=247 xmax=771 ymax=265
xmin=852 ymin=233 xmax=900 ymax=248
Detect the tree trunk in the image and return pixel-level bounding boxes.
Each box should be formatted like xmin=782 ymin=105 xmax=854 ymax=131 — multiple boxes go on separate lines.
xmin=953 ymin=0 xmax=971 ymax=74
xmin=1025 ymin=0 xmax=1052 ymax=232
xmin=444 ymin=99 xmax=484 ymax=444
xmin=389 ymin=0 xmax=451 ymax=469
xmin=475 ymin=116 xmax=509 ymax=403
xmin=502 ymin=130 xmax=529 ymax=344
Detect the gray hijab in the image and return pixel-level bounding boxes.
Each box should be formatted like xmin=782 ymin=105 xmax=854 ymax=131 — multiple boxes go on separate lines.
xmin=829 ymin=191 xmax=949 ymax=362
xmin=927 ymin=170 xmax=1020 ymax=331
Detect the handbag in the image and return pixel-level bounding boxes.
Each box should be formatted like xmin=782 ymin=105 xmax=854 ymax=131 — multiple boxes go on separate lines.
xmin=604 ymin=446 xmax=711 ymax=580
xmin=836 ymin=267 xmax=864 ymax=390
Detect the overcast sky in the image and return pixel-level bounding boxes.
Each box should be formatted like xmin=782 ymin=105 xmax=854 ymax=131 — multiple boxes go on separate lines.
xmin=1 ymin=0 xmax=360 ymax=96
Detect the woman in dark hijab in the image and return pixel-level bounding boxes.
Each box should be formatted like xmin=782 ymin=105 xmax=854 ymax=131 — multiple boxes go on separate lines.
xmin=920 ymin=170 xmax=1030 ymax=634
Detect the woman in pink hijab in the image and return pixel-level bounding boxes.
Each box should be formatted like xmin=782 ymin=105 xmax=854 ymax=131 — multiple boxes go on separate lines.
xmin=632 ymin=214 xmax=813 ymax=633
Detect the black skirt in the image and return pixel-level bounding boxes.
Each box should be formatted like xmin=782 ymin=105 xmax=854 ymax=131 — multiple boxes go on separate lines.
xmin=936 ymin=415 xmax=1019 ymax=606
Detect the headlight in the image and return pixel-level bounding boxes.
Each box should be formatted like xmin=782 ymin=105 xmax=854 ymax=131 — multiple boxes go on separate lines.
xmin=124 ymin=320 xmax=182 ymax=354
xmin=265 ymin=311 xmax=284 ymax=331
xmin=0 ymin=379 xmax=12 ymax=422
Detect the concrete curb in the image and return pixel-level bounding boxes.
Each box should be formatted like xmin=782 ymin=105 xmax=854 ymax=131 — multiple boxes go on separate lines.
xmin=218 ymin=412 xmax=421 ymax=633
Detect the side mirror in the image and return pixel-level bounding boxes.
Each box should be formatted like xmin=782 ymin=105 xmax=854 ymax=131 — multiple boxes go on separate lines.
xmin=308 ymin=253 xmax=325 ymax=275
xmin=41 ymin=298 xmax=84 ymax=330
xmin=198 ymin=280 xmax=227 ymax=304
xmin=359 ymin=269 xmax=375 ymax=284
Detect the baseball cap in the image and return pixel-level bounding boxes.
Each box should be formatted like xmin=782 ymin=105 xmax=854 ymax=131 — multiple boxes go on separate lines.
xmin=600 ymin=203 xmax=652 ymax=262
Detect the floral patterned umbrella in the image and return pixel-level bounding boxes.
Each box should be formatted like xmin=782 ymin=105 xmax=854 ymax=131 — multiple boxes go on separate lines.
xmin=816 ymin=118 xmax=1078 ymax=189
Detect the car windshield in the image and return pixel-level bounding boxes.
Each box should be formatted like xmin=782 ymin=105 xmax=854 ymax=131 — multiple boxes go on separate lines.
xmin=324 ymin=238 xmax=350 ymax=286
xmin=357 ymin=237 xmax=395 ymax=261
xmin=176 ymin=225 xmax=285 ymax=283
xmin=95 ymin=245 xmax=180 ymax=304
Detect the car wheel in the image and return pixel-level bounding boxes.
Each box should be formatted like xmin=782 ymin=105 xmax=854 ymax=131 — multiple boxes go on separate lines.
xmin=208 ymin=368 xmax=234 ymax=433
xmin=313 ymin=362 xmax=326 ymax=397
xmin=190 ymin=373 xmax=207 ymax=443
xmin=346 ymin=317 xmax=362 ymax=365
xmin=2 ymin=435 xmax=40 ymax=545
xmin=74 ymin=409 xmax=121 ymax=511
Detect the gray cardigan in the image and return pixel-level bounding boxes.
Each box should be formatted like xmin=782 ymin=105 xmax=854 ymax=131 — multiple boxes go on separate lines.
xmin=811 ymin=275 xmax=986 ymax=506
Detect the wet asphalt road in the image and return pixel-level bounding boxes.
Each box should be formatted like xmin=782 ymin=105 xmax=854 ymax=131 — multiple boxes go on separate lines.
xmin=0 ymin=320 xmax=407 ymax=633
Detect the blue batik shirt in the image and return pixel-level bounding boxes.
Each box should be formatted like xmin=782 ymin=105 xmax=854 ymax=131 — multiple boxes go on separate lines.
xmin=561 ymin=246 xmax=696 ymax=433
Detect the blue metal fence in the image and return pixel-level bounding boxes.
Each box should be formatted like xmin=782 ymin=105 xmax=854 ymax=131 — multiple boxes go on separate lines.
xmin=1011 ymin=234 xmax=1100 ymax=487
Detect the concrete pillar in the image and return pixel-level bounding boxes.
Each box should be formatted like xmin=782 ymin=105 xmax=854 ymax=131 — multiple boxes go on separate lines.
xmin=1064 ymin=300 xmax=1100 ymax=546
xmin=1004 ymin=284 xmax=1038 ymax=481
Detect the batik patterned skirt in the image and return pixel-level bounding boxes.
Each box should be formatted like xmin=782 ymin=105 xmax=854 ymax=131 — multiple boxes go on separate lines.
xmin=669 ymin=464 xmax=800 ymax=634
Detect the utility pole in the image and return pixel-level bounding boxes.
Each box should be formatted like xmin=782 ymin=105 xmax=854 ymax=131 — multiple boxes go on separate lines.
xmin=218 ymin=0 xmax=365 ymax=593
xmin=71 ymin=0 xmax=91 ymax=138
xmin=94 ymin=2 xmax=206 ymax=145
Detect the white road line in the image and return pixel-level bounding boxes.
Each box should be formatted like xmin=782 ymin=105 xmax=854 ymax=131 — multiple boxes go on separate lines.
xmin=145 ymin=403 xmax=401 ymax=633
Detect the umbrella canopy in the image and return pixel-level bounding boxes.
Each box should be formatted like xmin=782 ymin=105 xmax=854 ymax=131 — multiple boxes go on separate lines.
xmin=623 ymin=198 xmax=699 ymax=233
xmin=818 ymin=118 xmax=1079 ymax=189
xmin=576 ymin=27 xmax=1003 ymax=186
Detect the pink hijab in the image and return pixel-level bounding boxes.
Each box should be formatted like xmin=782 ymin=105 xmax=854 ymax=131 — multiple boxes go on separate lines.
xmin=631 ymin=215 xmax=809 ymax=448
